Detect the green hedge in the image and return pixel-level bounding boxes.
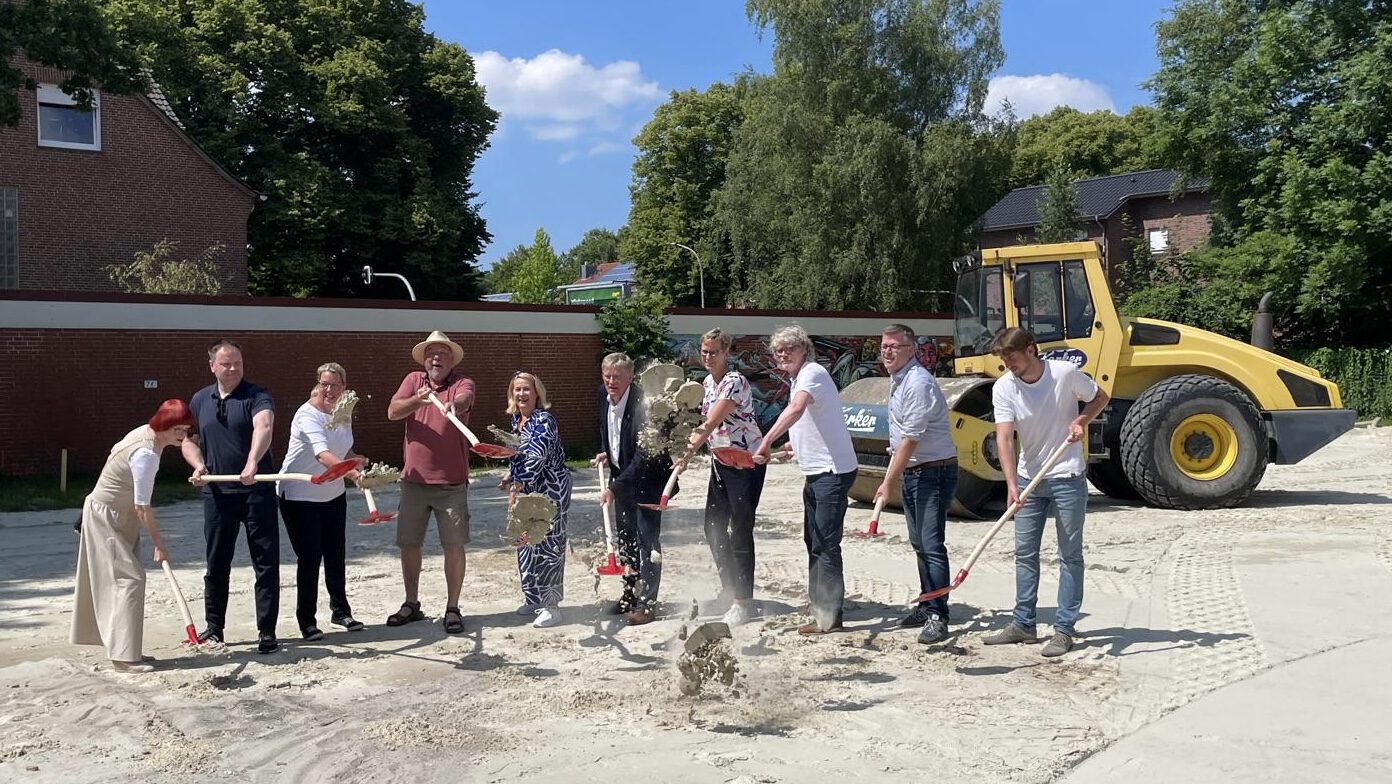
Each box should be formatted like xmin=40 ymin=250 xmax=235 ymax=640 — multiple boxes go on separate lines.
xmin=1292 ymin=347 xmax=1392 ymax=419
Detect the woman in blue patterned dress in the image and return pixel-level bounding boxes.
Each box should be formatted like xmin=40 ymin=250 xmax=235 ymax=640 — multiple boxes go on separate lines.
xmin=686 ymin=328 xmax=767 ymax=627
xmin=505 ymin=372 xmax=572 ymax=629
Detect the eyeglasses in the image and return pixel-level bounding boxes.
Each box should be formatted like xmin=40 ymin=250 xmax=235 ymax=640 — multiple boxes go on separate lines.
xmin=880 ymin=342 xmax=914 ymax=353
xmin=318 ymin=381 xmax=344 ymax=389
xmin=698 ymin=349 xmax=723 ymax=358
xmin=772 ymin=346 xmax=799 ymax=356
xmin=174 ymin=425 xmax=193 ymax=434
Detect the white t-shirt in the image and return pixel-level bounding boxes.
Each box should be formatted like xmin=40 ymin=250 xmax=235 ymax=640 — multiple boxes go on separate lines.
xmin=788 ymin=361 xmax=858 ymax=475
xmin=130 ymin=447 xmax=158 ymax=507
xmin=278 ymin=401 xmax=355 ymax=502
xmin=992 ymin=359 xmax=1099 ymax=480
xmin=606 ymin=387 xmax=629 ymax=466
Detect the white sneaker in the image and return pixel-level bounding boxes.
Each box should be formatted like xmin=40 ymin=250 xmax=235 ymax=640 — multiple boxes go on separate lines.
xmin=516 ymin=603 xmax=541 ymax=616
xmin=533 ymin=607 xmax=560 ymax=628
xmin=721 ymin=602 xmax=752 ymax=627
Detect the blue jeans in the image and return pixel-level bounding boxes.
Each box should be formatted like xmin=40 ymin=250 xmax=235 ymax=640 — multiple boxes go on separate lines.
xmin=803 ymin=469 xmax=857 ymax=626
xmin=901 ymin=462 xmax=958 ymax=620
xmin=615 ymin=496 xmax=662 ymax=608
xmin=1012 ymin=474 xmax=1087 ymax=635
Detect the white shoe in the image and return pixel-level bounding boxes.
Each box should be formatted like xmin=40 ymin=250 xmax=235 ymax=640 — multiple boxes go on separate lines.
xmin=533 ymin=607 xmax=560 ymax=628
xmin=112 ymin=660 xmax=154 ymax=673
xmin=721 ymin=602 xmax=752 ymax=627
xmin=516 ymin=603 xmax=541 ymax=616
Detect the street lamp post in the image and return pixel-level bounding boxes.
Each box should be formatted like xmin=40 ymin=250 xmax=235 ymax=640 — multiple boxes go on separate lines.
xmin=669 ymin=242 xmax=704 ymax=309
xmin=361 ymin=265 xmax=417 ymax=302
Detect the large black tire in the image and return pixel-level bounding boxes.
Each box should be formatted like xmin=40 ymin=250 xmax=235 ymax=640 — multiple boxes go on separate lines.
xmin=1120 ymin=375 xmax=1268 ymax=510
xmin=950 ymin=471 xmax=1004 ymax=519
xmin=1087 ymin=457 xmax=1141 ymax=500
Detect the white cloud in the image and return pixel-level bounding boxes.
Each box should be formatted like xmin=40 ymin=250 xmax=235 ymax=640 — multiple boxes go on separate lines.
xmin=475 ymin=49 xmax=662 ymax=141
xmin=985 ymin=74 xmax=1116 ymax=118
xmin=587 ymin=141 xmax=625 ymax=156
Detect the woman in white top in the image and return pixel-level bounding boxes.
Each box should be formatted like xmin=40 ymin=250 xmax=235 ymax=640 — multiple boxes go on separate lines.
xmin=277 ymin=362 xmax=367 ymax=640
xmin=754 ymin=324 xmax=859 ymax=635
xmin=687 ymin=328 xmax=767 ymax=627
xmin=71 ymin=399 xmax=196 ymax=672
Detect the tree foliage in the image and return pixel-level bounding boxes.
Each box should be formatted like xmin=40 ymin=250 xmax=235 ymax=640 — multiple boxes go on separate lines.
xmin=510 ymin=228 xmax=564 ymax=304
xmin=484 ymin=243 xmax=529 ymax=295
xmin=1146 ymin=0 xmax=1392 ymax=347
xmin=1010 ymin=106 xmax=1161 ymax=186
xmin=99 ymin=0 xmax=497 ymax=300
xmin=563 ymin=228 xmax=620 ymax=280
xmin=1 ymin=0 xmax=145 ymax=127
xmin=715 ymin=0 xmax=1011 ymax=311
xmin=595 ymin=291 xmax=673 ymax=365
xmin=1034 ymin=165 xmax=1082 ymax=244
xmin=622 ymin=83 xmax=747 ymax=307
xmin=106 ymin=239 xmax=226 ymax=294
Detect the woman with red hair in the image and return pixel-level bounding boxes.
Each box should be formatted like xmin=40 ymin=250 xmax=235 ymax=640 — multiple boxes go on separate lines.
xmin=71 ymin=399 xmax=196 ymax=672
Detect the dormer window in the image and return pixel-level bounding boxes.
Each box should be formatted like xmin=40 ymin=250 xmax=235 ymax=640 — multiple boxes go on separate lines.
xmin=36 ymin=85 xmax=101 ymax=151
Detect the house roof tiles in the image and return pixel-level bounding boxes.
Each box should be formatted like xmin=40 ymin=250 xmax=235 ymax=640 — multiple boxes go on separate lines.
xmin=979 ymin=169 xmax=1207 ymax=231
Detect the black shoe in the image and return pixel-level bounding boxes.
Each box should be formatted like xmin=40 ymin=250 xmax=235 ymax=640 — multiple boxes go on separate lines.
xmin=257 ymin=632 xmax=279 ymax=654
xmin=301 ymin=627 xmax=323 ymax=641
xmin=196 ymin=627 xmax=224 ymax=644
xmin=899 ymin=605 xmax=934 ymax=628
xmin=331 ymin=615 xmax=365 ymax=632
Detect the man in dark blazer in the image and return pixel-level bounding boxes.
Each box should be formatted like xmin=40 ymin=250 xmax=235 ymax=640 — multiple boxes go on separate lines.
xmin=594 ymin=352 xmax=674 ymax=625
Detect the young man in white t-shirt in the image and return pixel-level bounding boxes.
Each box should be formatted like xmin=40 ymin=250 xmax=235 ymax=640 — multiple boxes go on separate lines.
xmin=754 ymin=324 xmax=858 ymax=635
xmin=984 ymin=327 xmax=1109 ymax=657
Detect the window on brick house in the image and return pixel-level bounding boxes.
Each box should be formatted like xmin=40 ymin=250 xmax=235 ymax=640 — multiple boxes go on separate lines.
xmin=36 ymin=86 xmax=101 ymax=151
xmin=0 ymin=188 xmax=16 ymax=289
xmin=1147 ymin=227 xmax=1170 ymax=254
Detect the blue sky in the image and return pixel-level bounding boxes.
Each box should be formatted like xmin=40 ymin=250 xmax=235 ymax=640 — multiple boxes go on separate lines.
xmin=420 ymin=1 xmax=1172 ymax=270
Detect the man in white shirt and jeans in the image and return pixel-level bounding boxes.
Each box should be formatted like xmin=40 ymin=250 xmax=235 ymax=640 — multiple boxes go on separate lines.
xmin=755 ymin=324 xmax=858 ymax=635
xmin=984 ymin=327 xmax=1109 ymax=657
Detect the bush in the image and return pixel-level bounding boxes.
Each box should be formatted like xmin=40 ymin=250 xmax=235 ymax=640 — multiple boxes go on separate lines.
xmin=595 ymin=292 xmax=673 ymax=366
xmin=1291 ymin=347 xmax=1392 ymax=419
xmin=107 ymin=239 xmax=225 ymax=295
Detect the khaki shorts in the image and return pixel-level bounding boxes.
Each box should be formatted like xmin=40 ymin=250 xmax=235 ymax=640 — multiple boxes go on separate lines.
xmin=397 ymin=481 xmax=470 ymax=548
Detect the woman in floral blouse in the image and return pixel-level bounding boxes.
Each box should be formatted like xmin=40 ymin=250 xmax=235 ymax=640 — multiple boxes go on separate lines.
xmin=687 ymin=328 xmax=767 ymax=626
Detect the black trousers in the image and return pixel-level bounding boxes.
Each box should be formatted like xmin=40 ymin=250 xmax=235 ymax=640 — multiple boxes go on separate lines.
xmin=278 ymin=494 xmax=351 ymax=630
xmin=203 ymin=489 xmax=279 ymax=634
xmin=704 ymin=461 xmax=767 ymax=600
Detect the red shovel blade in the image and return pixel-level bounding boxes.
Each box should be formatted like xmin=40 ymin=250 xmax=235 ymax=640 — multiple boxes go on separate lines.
xmin=850 ymin=519 xmax=885 ymax=538
xmin=182 ymin=624 xmax=198 ymax=646
xmin=311 ymin=458 xmax=362 ymax=485
xmin=912 ymin=569 xmax=970 ymax=603
xmin=471 ymin=443 xmax=517 ymax=460
xmin=596 ymin=552 xmax=623 ymax=576
xmin=357 ymin=511 xmax=398 ymax=526
xmin=637 ymin=495 xmax=671 ymax=511
xmin=712 ymin=447 xmax=758 ymax=469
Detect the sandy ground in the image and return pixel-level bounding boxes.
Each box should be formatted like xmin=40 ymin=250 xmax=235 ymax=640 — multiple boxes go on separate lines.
xmin=2 ymin=427 xmax=1391 ymax=783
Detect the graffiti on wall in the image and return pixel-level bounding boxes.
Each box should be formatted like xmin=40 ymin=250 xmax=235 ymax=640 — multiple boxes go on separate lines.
xmin=665 ymin=332 xmax=955 ymax=432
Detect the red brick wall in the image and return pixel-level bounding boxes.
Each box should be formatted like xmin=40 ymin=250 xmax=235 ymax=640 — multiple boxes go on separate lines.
xmin=0 ymin=60 xmax=255 ymax=294
xmin=0 ymin=328 xmax=604 ymax=476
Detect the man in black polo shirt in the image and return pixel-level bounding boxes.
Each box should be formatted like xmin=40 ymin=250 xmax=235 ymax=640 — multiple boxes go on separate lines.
xmin=182 ymin=339 xmax=280 ymax=653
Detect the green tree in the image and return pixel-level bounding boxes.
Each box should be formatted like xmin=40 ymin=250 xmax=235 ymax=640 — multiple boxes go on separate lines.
xmin=511 ymin=228 xmax=563 ymax=304
xmin=622 ymin=82 xmax=747 ymax=307
xmin=1010 ymin=106 xmax=1161 ymax=187
xmin=1 ymin=0 xmax=145 ymax=127
xmin=484 ymin=243 xmax=529 ymax=295
xmin=1034 ymin=165 xmax=1082 ymax=243
xmin=100 ymin=0 xmax=497 ymax=300
xmin=561 ymin=227 xmax=620 ymax=282
xmin=1147 ymin=0 xmax=1392 ymax=347
xmin=106 ymin=239 xmax=225 ymax=294
xmin=595 ymin=291 xmax=673 ymax=365
xmin=716 ymin=0 xmax=1011 ymax=311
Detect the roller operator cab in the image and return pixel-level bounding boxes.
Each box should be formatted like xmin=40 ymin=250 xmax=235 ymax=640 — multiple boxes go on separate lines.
xmin=842 ymin=240 xmax=1356 ymax=516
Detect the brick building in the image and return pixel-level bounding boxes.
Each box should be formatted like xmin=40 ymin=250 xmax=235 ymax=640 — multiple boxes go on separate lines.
xmin=976 ymin=169 xmax=1210 ymax=278
xmin=0 ymin=59 xmax=258 ymax=293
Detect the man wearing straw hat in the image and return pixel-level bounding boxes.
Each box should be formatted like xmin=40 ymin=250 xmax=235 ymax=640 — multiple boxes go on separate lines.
xmin=982 ymin=327 xmax=1108 ymax=657
xmin=385 ymin=331 xmax=476 ymax=635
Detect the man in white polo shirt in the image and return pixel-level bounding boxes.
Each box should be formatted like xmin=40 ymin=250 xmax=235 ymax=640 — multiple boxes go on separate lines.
xmin=983 ymin=327 xmax=1109 ymax=657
